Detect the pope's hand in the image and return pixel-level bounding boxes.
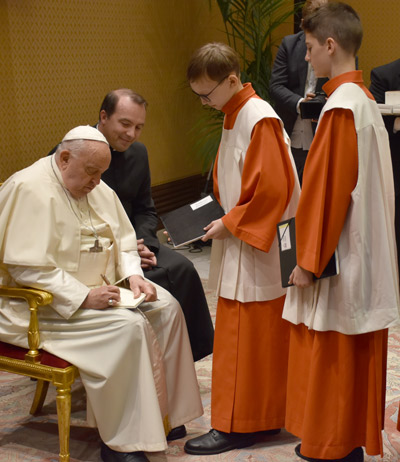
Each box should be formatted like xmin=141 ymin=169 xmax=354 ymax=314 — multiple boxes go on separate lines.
xmin=127 ymin=274 xmax=157 ymax=302
xmin=81 ymin=285 xmax=121 ymax=309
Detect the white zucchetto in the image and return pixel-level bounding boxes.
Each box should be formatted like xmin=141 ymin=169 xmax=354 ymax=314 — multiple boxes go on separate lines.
xmin=62 ymin=125 xmax=109 ymax=145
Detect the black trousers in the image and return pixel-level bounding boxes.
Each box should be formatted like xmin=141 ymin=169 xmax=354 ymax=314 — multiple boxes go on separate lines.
xmin=291 ymin=147 xmax=309 ymax=186
xmin=391 ymin=144 xmax=400 ymax=279
xmin=394 ymin=192 xmax=400 ymax=280
xmin=144 ymin=244 xmax=214 ymax=361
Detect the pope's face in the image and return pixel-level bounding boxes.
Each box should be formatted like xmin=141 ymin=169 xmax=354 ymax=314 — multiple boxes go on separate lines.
xmin=98 ymin=96 xmax=146 ymax=152
xmin=59 ymin=141 xmax=111 ymax=199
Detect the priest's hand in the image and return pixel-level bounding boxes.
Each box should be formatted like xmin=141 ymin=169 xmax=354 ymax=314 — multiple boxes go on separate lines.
xmin=202 ymin=218 xmax=231 ymax=241
xmin=289 ymin=265 xmax=314 ymax=288
xmin=137 ymin=239 xmax=157 ymax=269
xmin=81 ymin=285 xmax=121 ymax=309
xmin=127 ymin=274 xmax=157 ymax=302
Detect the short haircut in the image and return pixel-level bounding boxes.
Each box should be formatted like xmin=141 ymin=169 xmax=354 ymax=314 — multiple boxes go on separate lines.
xmin=302 ymin=2 xmax=362 ymax=56
xmin=99 ymin=89 xmax=147 ymax=120
xmin=186 ymin=42 xmax=240 ymax=82
xmin=301 ymin=0 xmax=328 ymax=20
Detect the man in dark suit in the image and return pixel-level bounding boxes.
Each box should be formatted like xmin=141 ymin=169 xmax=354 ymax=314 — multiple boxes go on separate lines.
xmin=269 ymin=0 xmax=328 ymax=184
xmin=370 ymin=59 xmax=400 ymax=276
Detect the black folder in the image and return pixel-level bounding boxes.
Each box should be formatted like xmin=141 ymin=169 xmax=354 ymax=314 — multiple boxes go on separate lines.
xmin=277 ymin=218 xmax=339 ymax=288
xmin=160 ymin=194 xmax=225 ymax=248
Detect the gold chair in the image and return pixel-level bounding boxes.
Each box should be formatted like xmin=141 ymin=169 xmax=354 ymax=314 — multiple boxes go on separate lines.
xmin=0 ymin=286 xmax=80 ymax=462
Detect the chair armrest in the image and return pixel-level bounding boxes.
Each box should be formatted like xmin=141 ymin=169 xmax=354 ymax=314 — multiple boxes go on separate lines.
xmin=0 ymin=286 xmax=53 ymax=363
xmin=0 ymin=286 xmax=53 ymax=306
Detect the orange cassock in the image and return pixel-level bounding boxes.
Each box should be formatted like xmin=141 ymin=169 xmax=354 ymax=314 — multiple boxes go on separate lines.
xmin=211 ymin=295 xmax=290 ymax=432
xmin=285 ymin=72 xmax=389 ymax=459
xmin=286 ymin=324 xmax=387 ymax=458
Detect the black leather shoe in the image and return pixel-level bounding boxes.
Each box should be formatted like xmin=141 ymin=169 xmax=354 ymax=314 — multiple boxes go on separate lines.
xmin=167 ymin=425 xmax=187 ymax=441
xmin=295 ymin=444 xmax=364 ymax=462
xmin=184 ymin=428 xmax=257 ymax=455
xmin=100 ymin=442 xmax=149 ymax=462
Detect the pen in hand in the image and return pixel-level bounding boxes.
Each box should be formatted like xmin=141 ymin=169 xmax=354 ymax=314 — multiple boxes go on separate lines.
xmin=101 ymin=274 xmax=111 ymax=285
xmin=101 ymin=274 xmax=122 ymax=307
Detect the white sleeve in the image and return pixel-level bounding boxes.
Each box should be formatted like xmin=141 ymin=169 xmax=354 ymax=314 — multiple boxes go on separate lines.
xmin=118 ymin=250 xmax=144 ymax=280
xmin=7 ymin=265 xmax=90 ymax=319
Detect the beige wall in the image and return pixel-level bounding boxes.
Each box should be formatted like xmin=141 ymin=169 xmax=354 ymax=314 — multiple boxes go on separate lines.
xmin=1 ymin=1 xmax=399 ymax=182
xmin=0 ymin=0 xmax=226 ymax=182
xmin=347 ymin=0 xmax=400 ymax=86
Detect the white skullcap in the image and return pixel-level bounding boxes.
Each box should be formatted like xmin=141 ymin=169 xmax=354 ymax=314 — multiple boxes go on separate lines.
xmin=62 ymin=125 xmax=109 ymax=145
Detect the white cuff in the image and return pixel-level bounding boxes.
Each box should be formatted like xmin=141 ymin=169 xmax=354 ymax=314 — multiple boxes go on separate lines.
xmin=296 ymin=98 xmax=305 ymax=115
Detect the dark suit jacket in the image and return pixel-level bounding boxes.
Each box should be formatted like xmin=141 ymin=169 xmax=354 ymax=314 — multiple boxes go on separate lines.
xmin=270 ymin=31 xmax=327 ymax=137
xmin=370 ymin=59 xmax=400 ymax=276
xmin=370 ymin=59 xmax=400 ymax=104
xmin=370 ymin=59 xmax=400 ymax=196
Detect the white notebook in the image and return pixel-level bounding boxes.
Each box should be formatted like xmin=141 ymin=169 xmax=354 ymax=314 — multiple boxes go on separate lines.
xmin=113 ymin=288 xmax=146 ymax=309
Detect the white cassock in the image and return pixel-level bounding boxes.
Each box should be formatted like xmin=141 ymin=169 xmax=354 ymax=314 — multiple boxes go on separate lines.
xmin=0 ymin=156 xmax=203 ymax=452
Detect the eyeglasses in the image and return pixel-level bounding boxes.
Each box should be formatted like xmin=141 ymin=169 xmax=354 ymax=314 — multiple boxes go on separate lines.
xmin=191 ymin=75 xmax=230 ymax=103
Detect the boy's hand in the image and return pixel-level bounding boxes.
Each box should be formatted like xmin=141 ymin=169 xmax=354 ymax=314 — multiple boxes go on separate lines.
xmin=289 ymin=265 xmax=314 ymax=288
xmin=202 ymin=219 xmax=231 ymax=241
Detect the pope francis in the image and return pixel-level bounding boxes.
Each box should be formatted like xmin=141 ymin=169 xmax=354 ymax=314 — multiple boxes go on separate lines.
xmin=0 ymin=126 xmax=203 ymax=462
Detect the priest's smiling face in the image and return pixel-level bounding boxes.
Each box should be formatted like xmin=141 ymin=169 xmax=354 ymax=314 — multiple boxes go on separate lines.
xmin=98 ymin=96 xmax=146 ymax=152
xmin=59 ymin=140 xmax=111 ymax=199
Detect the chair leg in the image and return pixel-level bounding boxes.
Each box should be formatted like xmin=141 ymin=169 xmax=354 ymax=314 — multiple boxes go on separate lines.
xmin=29 ymin=379 xmax=49 ymax=415
xmin=56 ymin=384 xmax=72 ymax=462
